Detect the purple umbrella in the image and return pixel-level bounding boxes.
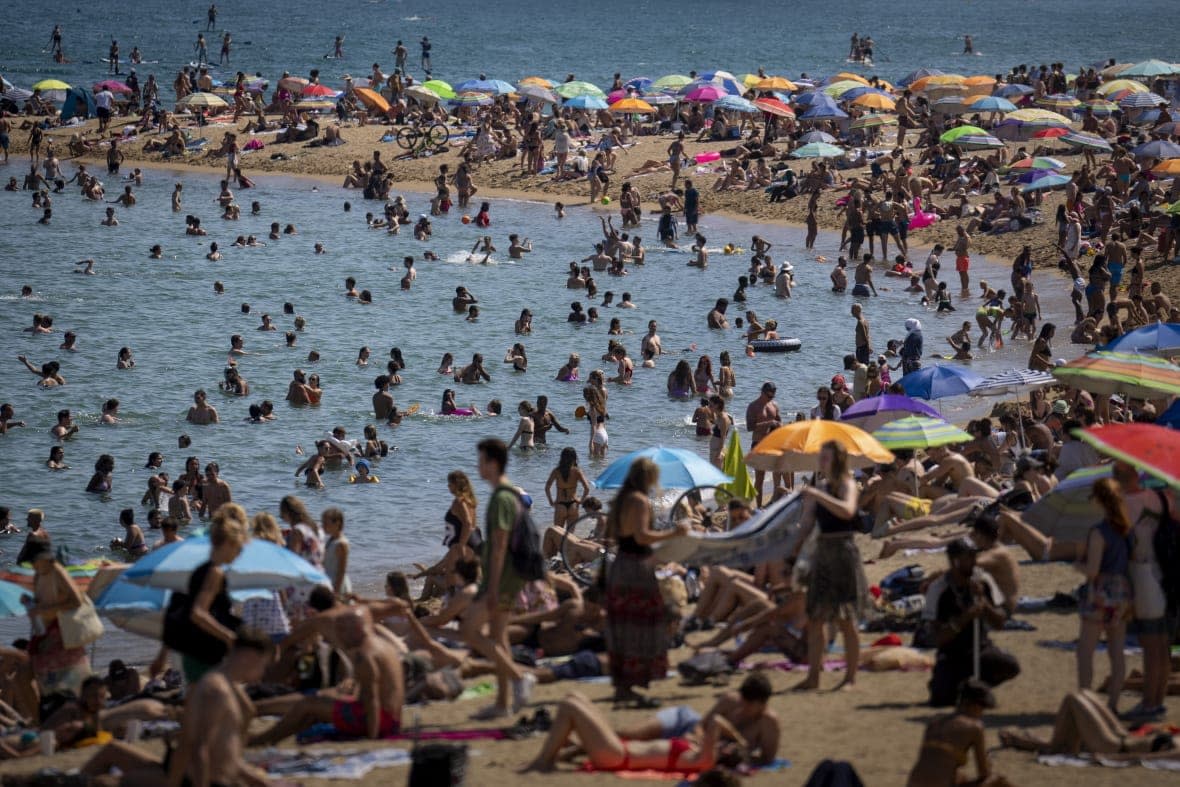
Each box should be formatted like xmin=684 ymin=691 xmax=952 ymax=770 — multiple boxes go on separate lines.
xmin=840 ymin=394 xmax=941 ymax=432
xmin=1015 ymin=168 xmax=1056 ymax=184
xmin=685 ymin=85 xmax=728 ymax=103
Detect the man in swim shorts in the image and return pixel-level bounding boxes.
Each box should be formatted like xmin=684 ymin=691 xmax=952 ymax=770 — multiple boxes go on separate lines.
xmin=953 ymin=225 xmax=972 ymax=295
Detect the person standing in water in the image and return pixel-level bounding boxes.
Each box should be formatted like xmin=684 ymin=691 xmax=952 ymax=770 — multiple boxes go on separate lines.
xmin=206 ymin=4 xmax=217 ymax=31
xmin=219 ymin=31 xmax=232 ymax=65
xmin=420 ymin=36 xmax=432 ymax=75
xmin=963 ymin=35 xmax=974 ymax=55
xmin=194 ymin=33 xmax=208 ymax=66
xmin=48 ymin=24 xmax=63 ymax=56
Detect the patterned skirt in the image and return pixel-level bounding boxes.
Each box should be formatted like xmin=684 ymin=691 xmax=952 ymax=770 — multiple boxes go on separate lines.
xmin=806 ymin=536 xmax=869 ymax=622
xmin=29 ymin=619 xmax=90 ymax=695
xmin=605 ymin=552 xmax=670 ymax=689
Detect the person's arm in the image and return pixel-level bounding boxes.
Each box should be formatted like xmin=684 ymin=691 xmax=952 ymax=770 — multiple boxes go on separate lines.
xmin=970 ymin=722 xmax=990 ymax=780
xmin=419 ymin=588 xmax=474 ymax=628
xmin=1081 ymin=528 xmax=1103 ymax=582
xmin=484 ymin=496 xmax=509 ymax=606
xmin=576 ymin=469 xmax=592 ymax=501
xmin=167 ymin=689 xmax=204 ymax=787
xmin=869 ymin=274 xmax=878 ymax=296
xmin=332 ymin=539 xmax=349 ymax=596
xmin=189 ymin=566 xmax=235 ymax=646
xmin=544 ymin=470 xmax=558 ymax=506
xmin=16 ymin=356 xmax=40 ymax=376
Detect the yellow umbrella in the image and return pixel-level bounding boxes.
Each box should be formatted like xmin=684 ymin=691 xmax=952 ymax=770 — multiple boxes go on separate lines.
xmin=963 ymin=75 xmax=997 ymax=86
xmin=746 ymin=421 xmax=894 ymax=473
xmin=519 ymin=76 xmax=553 ymax=88
xmin=1154 ymin=159 xmax=1180 ymax=176
xmin=353 ymin=87 xmax=390 ymax=114
xmin=755 ymin=76 xmax=799 ymax=92
xmin=177 ymin=92 xmax=228 ymax=109
xmin=1006 ymin=107 xmax=1073 ymax=125
xmin=32 ymin=78 xmax=71 ymax=91
xmin=852 ymin=93 xmax=896 ymax=110
xmin=910 ymin=74 xmax=965 ymax=91
xmin=738 ymin=73 xmax=762 ymax=89
xmin=610 ymin=97 xmax=655 ymax=113
xmin=1097 ymin=79 xmax=1148 ymax=97
xmin=834 ymin=72 xmax=870 ymax=86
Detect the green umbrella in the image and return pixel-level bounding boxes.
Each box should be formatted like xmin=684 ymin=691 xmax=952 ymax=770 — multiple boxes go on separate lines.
xmin=871 ymin=416 xmax=971 ymax=451
xmin=939 ymin=125 xmax=989 ymax=143
xmin=555 ymin=80 xmax=605 ymax=99
xmin=422 ymin=80 xmax=455 ymax=99
xmin=653 ymin=74 xmax=692 ymax=90
xmin=791 ymin=142 xmax=844 ymax=158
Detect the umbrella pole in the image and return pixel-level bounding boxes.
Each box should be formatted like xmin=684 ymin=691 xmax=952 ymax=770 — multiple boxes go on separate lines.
xmin=973 ymin=618 xmax=981 ymax=679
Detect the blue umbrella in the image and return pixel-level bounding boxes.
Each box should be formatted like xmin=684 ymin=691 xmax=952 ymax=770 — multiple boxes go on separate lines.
xmin=95 ymin=571 xmax=268 ymax=638
xmin=838 ymin=86 xmax=888 ymax=101
xmin=1157 ymin=398 xmax=1180 ymax=429
xmin=791 ymin=141 xmax=845 ymax=158
xmin=969 ymin=96 xmax=1018 ymax=112
xmin=1100 ymin=322 xmax=1180 ymax=356
xmin=840 ymin=394 xmax=942 ymax=432
xmin=1131 ymin=140 xmax=1180 ymax=160
xmin=0 ymin=579 xmax=29 ymax=618
xmin=995 ymin=84 xmax=1034 ymax=99
xmin=899 ymin=365 xmax=982 ymax=400
xmin=1014 ymin=168 xmax=1057 ymax=184
xmin=800 ymin=103 xmax=848 ymax=120
xmin=1022 ymin=173 xmax=1072 ymax=192
xmin=714 ymin=95 xmax=757 ymax=113
xmin=564 ymin=94 xmax=608 ymax=110
xmin=453 ymin=78 xmax=515 ymax=95
xmin=123 ymin=536 xmax=328 ymax=592
xmin=594 ymin=446 xmax=732 ymax=490
xmin=798 ymin=130 xmax=838 ymax=144
xmin=793 ymin=91 xmax=830 ymax=107
xmin=625 ymin=77 xmax=652 ymax=93
xmin=1119 ymin=91 xmax=1167 ymax=109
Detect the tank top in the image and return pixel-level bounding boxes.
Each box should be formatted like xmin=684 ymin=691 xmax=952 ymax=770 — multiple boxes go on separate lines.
xmin=617 ymin=534 xmax=652 ymax=557
xmin=1095 ymin=520 xmax=1131 ymax=576
xmin=816 ymin=481 xmax=857 ymax=535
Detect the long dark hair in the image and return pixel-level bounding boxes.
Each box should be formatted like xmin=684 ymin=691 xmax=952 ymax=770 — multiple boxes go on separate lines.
xmin=1092 ymin=478 xmax=1131 ymax=535
xmin=606 ymin=458 xmax=658 ymax=540
xmin=557 ymin=447 xmax=578 ymax=480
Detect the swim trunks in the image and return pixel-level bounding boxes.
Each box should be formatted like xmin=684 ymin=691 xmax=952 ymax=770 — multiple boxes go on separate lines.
xmin=332 ymin=699 xmax=400 ymax=738
xmin=657 ymin=706 xmax=702 ymax=739
xmin=955 ymin=255 xmax=970 ymax=273
xmin=851 ymin=283 xmax=872 ymax=297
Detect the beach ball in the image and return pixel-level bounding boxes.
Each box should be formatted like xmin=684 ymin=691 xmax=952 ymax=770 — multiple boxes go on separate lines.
xmin=461 ymin=215 xmax=472 ymax=224
xmin=601 ymin=196 xmax=611 ymax=205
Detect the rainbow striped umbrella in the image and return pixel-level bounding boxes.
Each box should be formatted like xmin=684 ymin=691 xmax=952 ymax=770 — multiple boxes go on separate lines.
xmin=850 ymin=113 xmax=896 ymax=129
xmin=1096 ymin=79 xmax=1147 ymax=97
xmin=1052 ymin=351 xmax=1180 ymax=398
xmin=871 ymin=416 xmax=972 ymax=451
xmin=1081 ymin=99 xmax=1119 ymax=116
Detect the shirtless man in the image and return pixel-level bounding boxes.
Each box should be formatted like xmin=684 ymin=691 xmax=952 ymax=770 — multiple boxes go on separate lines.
xmin=50 ymin=409 xmax=79 ymax=440
xmin=0 ymin=403 xmax=27 ymax=435
xmin=852 ymin=254 xmax=878 ymax=297
xmin=953 ymin=225 xmax=972 ymax=295
xmin=81 ymin=631 xmax=273 ymax=787
xmin=202 ymin=462 xmax=232 ymax=518
xmin=745 ymin=382 xmax=781 ymax=506
xmin=372 ymin=375 xmax=394 ymax=420
xmin=185 ymin=389 xmax=219 ymax=424
xmin=582 ymin=243 xmax=613 ymax=273
xmin=251 ymin=609 xmax=404 ymax=744
xmin=640 ymin=320 xmax=664 ymax=359
xmin=919 ymin=446 xmax=975 ymax=499
xmin=507 ymin=234 xmax=532 ymax=259
xmin=286 ymin=370 xmax=313 ymax=404
xmin=707 ymin=298 xmax=730 ymax=329
xmin=452 ymin=286 xmax=477 ymax=313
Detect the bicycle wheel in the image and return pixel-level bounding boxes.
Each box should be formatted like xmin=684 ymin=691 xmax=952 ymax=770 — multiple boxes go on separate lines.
xmin=395 ymin=127 xmax=419 ymax=150
xmin=425 ymin=123 xmax=449 ymax=147
xmin=560 ymin=513 xmax=613 ymax=586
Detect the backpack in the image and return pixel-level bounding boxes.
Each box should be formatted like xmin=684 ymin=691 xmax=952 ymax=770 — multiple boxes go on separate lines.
xmin=506 ymin=488 xmax=546 ymax=582
xmin=1153 ymin=491 xmax=1180 ymax=611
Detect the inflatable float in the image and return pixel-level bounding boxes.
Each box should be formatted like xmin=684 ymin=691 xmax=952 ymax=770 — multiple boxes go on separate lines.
xmin=750 ymin=338 xmax=802 ymax=353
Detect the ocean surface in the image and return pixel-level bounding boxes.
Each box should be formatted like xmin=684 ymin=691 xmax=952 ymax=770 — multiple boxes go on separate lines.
xmin=2 ymin=0 xmax=1178 ymax=92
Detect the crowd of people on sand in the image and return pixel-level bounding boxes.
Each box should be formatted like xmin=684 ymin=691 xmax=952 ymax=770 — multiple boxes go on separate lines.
xmin=3 ymin=27 xmax=1180 ymax=785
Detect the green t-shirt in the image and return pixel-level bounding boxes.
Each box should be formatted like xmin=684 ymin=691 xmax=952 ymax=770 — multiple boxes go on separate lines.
xmin=480 ymin=482 xmax=525 ymax=605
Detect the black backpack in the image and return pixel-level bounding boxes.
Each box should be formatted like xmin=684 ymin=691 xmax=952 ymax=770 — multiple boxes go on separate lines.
xmin=506 ymin=488 xmax=545 ymax=582
xmin=1153 ymin=491 xmax=1180 ymax=611
xmin=408 ymin=742 xmax=467 ymax=787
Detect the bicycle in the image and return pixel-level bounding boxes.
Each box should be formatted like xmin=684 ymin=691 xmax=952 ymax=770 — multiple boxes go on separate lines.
xmin=395 ymin=121 xmax=449 ymax=154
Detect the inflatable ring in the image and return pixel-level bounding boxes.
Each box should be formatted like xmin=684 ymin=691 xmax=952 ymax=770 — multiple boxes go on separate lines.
xmin=750 ymin=338 xmax=802 ymax=353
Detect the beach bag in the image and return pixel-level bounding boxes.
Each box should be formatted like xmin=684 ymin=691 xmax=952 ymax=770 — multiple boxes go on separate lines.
xmin=507 ymin=489 xmax=546 ymax=582
xmin=1152 ymin=490 xmax=1180 ymax=611
xmin=409 ymin=741 xmax=467 ymax=787
xmin=59 ymin=596 xmax=104 ymax=649
xmin=678 ymin=650 xmax=733 ymax=685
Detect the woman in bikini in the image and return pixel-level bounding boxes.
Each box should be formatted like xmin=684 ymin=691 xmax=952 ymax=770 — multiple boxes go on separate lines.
xmin=415 ymin=472 xmax=482 ymax=598
xmin=545 ymin=447 xmax=591 ymax=529
xmin=520 ymin=691 xmax=729 ymax=774
xmin=508 ymin=401 xmax=537 ymax=450
xmin=907 ymin=679 xmax=1009 ymax=787
xmin=1000 ymin=690 xmax=1177 ymax=758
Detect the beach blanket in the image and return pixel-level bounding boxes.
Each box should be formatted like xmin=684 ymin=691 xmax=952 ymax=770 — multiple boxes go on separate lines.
xmin=295 ymin=722 xmax=507 ymax=745
xmin=251 ymin=747 xmax=410 ymax=779
xmin=1037 ymin=753 xmax=1180 ymax=770
xmin=581 ymin=757 xmax=791 ymax=781
xmin=1038 ymin=639 xmax=1143 ymax=655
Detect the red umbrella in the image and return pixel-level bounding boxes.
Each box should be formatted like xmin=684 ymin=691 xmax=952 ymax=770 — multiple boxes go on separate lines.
xmin=1033 ymin=127 xmax=1070 ymax=139
xmin=754 ymin=97 xmax=795 ymax=118
xmin=1076 ymin=423 xmax=1180 ymax=489
xmin=302 ymin=83 xmax=338 ymax=98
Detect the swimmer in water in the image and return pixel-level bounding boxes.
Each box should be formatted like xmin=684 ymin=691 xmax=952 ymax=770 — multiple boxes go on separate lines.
xmin=963 ymin=34 xmax=974 ymax=55
xmin=75 ymin=259 xmax=96 ymax=275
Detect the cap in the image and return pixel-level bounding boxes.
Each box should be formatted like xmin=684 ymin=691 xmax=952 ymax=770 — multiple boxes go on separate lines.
xmin=1050 ymin=399 xmax=1070 ymax=416
xmin=831 ymin=374 xmax=847 ymax=388
xmin=946 ymin=537 xmax=977 ymax=558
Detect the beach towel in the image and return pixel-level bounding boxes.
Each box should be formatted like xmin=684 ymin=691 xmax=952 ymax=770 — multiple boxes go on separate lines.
xmin=251 ymin=747 xmax=411 ymax=779
xmin=1036 ymin=753 xmax=1180 ymax=770
xmin=580 ymin=757 xmax=791 ymax=780
xmin=295 ymin=722 xmax=507 ymax=745
xmin=1037 ymin=639 xmax=1143 ymax=655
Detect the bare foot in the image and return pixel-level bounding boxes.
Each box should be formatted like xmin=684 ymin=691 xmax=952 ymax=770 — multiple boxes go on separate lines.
xmin=518 ymin=759 xmax=553 ymax=774
xmin=832 ymin=678 xmax=857 ymax=692
xmin=791 ymin=678 xmax=820 ymax=691
xmin=878 ymin=540 xmax=901 ymax=560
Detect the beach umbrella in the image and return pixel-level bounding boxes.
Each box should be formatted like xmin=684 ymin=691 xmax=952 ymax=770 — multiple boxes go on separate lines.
xmin=799 ymin=130 xmax=838 ymax=144
xmin=951 ymin=134 xmax=1005 ymax=150
xmin=747 ymin=421 xmax=894 ymax=473
xmin=1023 ymin=465 xmax=1112 ymax=543
xmin=1099 ymin=323 xmax=1180 ymax=356
xmin=449 ymin=91 xmax=494 ymax=107
xmin=453 ymin=78 xmax=515 ymax=95
xmin=123 ymin=536 xmax=328 ymax=592
xmin=653 ymin=74 xmax=692 ymax=90
xmin=177 ymin=92 xmax=228 ymax=109
xmin=1081 ymin=99 xmax=1120 ymax=115
xmin=94 ymin=572 xmax=269 ymax=640
xmin=1022 ymin=172 xmax=1072 ymax=192
xmin=1061 ymin=131 xmax=1113 ymax=152
xmin=1 ymin=559 xmax=115 ymax=593
xmin=840 ymin=394 xmax=941 ymax=432
xmin=969 ymin=96 xmax=1017 ymax=112
xmin=850 ymin=114 xmax=896 ymax=130
xmin=1051 ymin=351 xmax=1180 ymax=398
xmin=1097 ymin=79 xmax=1147 ymax=97
xmin=1155 ymin=159 xmax=1180 ymax=176
xmin=93 ymin=80 xmax=132 ymax=94
xmin=1120 ymin=92 xmax=1168 ymax=109
xmin=422 ymin=79 xmax=455 ymax=99
xmin=1032 ymin=127 xmax=1071 ymax=139
xmin=964 ymin=75 xmax=998 ymax=87
xmin=1014 ymin=168 xmax=1059 ymax=184
xmin=1101 ymin=63 xmax=1134 ymax=78
xmin=277 ymin=76 xmax=308 ymax=92
xmin=1128 ymin=109 xmax=1163 ymax=127
xmin=564 ymin=94 xmax=607 ymax=110
xmin=899 ymin=365 xmax=982 ymax=400
xmin=1076 ymin=423 xmax=1180 ymax=490
xmin=871 ymin=416 xmax=972 ymax=451
xmin=719 ymin=431 xmax=756 ymax=501
xmin=995 ymin=84 xmax=1034 ymax=99
xmin=1036 ymin=93 xmax=1080 ymax=112
xmin=593 ymin=446 xmax=731 ymax=490
xmin=1158 ymin=398 xmax=1180 ymax=428
xmin=800 ymin=103 xmax=848 ymax=120
xmin=939 ymin=125 xmax=988 ymax=143
xmin=791 ymin=142 xmax=845 ymax=158
xmin=1006 ymin=108 xmax=1073 ymax=126
xmin=1121 ymin=59 xmax=1180 ymax=78
xmin=838 ymin=86 xmax=885 ymax=101
xmin=794 ymin=91 xmax=836 ymax=108
xmin=829 ymin=72 xmax=871 ymax=86
xmin=899 ymin=68 xmax=944 ymax=87
xmin=555 ymin=81 xmax=604 ymax=99
xmin=609 ymin=97 xmax=655 ymax=114
xmin=0 ymin=579 xmax=28 ymax=618
xmin=684 ymin=84 xmax=728 ymax=103
xmin=624 ymin=77 xmax=652 ymax=92
xmin=970 ymin=368 xmax=1056 ymax=397
xmin=909 ymin=74 xmax=964 ymax=92
xmin=301 ymin=83 xmax=337 ymax=98
xmin=753 ymin=97 xmax=794 ymax=118
xmin=519 ymin=76 xmax=553 ymax=88
xmin=1010 ymin=156 xmax=1066 ymax=170
xmin=1167 ymin=200 xmax=1180 ymax=214
xmin=1132 ymin=140 xmax=1180 ymax=160
xmin=821 ymin=80 xmax=868 ymax=98
xmin=404 ymin=85 xmax=441 ymax=104
xmin=1153 ymin=122 xmax=1180 ymax=136
xmin=2 ymin=87 xmax=34 ymax=103
xmin=606 ymin=89 xmax=628 ymax=104
xmin=518 ymin=84 xmax=558 ymax=103
xmin=931 ymin=97 xmax=970 ymax=115
xmin=755 ymin=76 xmax=798 ymax=92
xmin=714 ymin=95 xmax=757 ymax=113
xmin=354 ymin=87 xmax=391 ymax=113
xmin=852 ymin=93 xmax=896 ymax=110
xmin=643 ymin=93 xmax=680 ymax=106
xmin=32 ymin=78 xmax=71 ymax=91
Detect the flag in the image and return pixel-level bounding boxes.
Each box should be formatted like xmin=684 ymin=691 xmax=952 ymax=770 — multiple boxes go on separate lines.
xmin=720 ymin=430 xmax=756 ymax=501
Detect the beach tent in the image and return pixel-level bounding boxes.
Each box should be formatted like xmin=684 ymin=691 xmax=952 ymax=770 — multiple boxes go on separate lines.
xmin=60 ymin=87 xmax=96 ymax=122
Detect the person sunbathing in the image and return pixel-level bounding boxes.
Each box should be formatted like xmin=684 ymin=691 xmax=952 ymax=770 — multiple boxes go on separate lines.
xmin=907 ymin=679 xmax=1010 ymax=787
xmin=519 ymin=691 xmax=730 ymax=773
xmin=692 ymin=586 xmax=808 ymax=666
xmin=999 ymin=690 xmax=1177 ymax=757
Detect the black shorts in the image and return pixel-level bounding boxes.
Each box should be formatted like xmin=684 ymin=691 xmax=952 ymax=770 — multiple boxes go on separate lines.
xmin=97 ymin=107 xmax=112 ymax=120
xmin=850 ymin=226 xmax=865 ymax=245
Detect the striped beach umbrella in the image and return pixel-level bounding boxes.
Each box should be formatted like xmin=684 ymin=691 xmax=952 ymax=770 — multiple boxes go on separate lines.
xmin=449 ymin=91 xmax=494 ymax=107
xmin=969 ymin=368 xmax=1056 ymax=397
xmin=939 ymin=125 xmax=988 ymax=143
xmin=714 ymin=95 xmax=758 ymax=113
xmin=951 ymin=134 xmax=1006 ymax=150
xmin=850 ymin=114 xmax=896 ymax=129
xmin=995 ymin=83 xmax=1034 ymax=99
xmin=1076 ymin=423 xmax=1180 ymax=490
xmin=1096 ymin=79 xmax=1147 ymax=97
xmin=1081 ymin=99 xmax=1119 ymax=116
xmin=840 ymin=394 xmax=941 ymax=432
xmin=1009 ymin=156 xmax=1066 ymax=170
xmin=1120 ymin=59 xmax=1180 ymax=78
xmin=871 ymin=416 xmax=972 ymax=451
xmin=1022 ymin=173 xmax=1072 ymax=192
xmin=1132 ymin=140 xmax=1180 ymax=160
xmin=791 ymin=142 xmax=844 ymax=158
xmin=969 ymin=96 xmax=1017 ymax=112
xmin=653 ymin=74 xmax=692 ymax=90
xmin=1061 ymin=131 xmax=1113 ymax=152
xmin=753 ymin=97 xmax=795 ymax=118
xmin=1052 ymin=351 xmax=1180 ymax=398
xmin=555 ymin=80 xmax=605 ymax=99
xmin=1099 ymin=323 xmax=1180 ymax=356
xmin=1120 ymin=91 xmax=1168 ymax=109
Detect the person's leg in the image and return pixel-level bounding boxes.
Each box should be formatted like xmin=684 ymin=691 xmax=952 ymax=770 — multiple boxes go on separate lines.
xmin=878 ymin=534 xmax=959 ymax=560
xmin=1141 ymin=632 xmax=1169 ymax=710
xmin=956 ymin=478 xmax=1000 ymax=499
xmin=1048 ymin=692 xmax=1120 ymax=754
xmin=522 ymin=692 xmax=625 ymax=772
xmin=996 ymin=511 xmax=1053 ymax=562
xmin=1076 ymin=619 xmax=1101 ymax=690
xmin=250 ymin=695 xmax=337 ymax=745
xmin=794 ymin=615 xmax=826 ymax=690
xmin=1105 ymin=621 xmax=1126 ymax=712
xmin=753 ymin=469 xmax=766 ymax=507
xmin=836 ymin=618 xmax=860 ymax=689
xmin=82 ymin=741 xmax=162 ymax=778
xmin=726 ymin=624 xmax=775 ymax=663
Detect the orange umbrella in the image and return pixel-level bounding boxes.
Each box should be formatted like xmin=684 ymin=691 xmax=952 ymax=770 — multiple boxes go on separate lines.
xmin=353 ymin=87 xmax=391 ymax=113
xmin=852 ymin=93 xmax=896 ymax=110
xmin=834 ymin=72 xmax=870 ymax=86
xmin=746 ymin=421 xmax=894 ymax=473
xmin=1152 ymin=158 xmax=1180 ymax=176
xmin=755 ymin=76 xmax=799 ymax=92
xmin=610 ymin=97 xmax=655 ymax=113
xmin=963 ymin=75 xmax=997 ymax=86
xmin=519 ymin=76 xmax=553 ymax=88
